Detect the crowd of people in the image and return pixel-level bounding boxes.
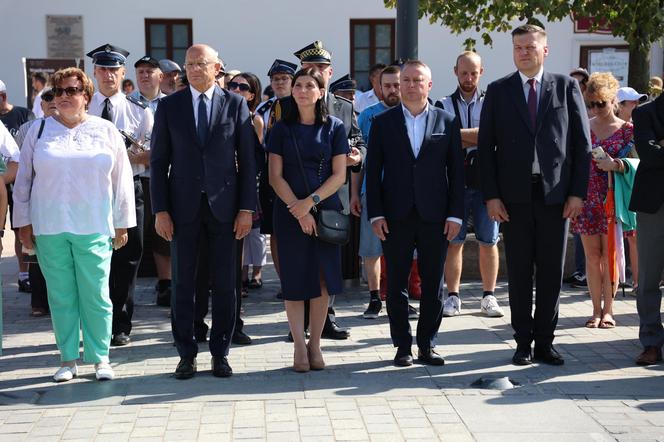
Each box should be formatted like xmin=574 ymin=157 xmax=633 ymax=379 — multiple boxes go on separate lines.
xmin=1 ymin=23 xmax=664 ymax=381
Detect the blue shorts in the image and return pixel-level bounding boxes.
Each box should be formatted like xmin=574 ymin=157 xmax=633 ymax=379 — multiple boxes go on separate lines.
xmin=451 ymin=188 xmax=500 ymax=246
xmin=358 ymin=193 xmax=383 ymax=257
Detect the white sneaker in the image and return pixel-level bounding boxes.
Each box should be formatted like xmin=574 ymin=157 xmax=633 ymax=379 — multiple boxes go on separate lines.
xmin=95 ymin=363 xmax=115 ymax=381
xmin=480 ymin=295 xmax=505 ymax=317
xmin=442 ymin=296 xmax=461 ymax=317
xmin=53 ymin=365 xmax=78 ymax=382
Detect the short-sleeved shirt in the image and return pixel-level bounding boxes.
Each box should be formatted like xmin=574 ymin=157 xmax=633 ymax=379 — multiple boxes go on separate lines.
xmin=266 ymin=116 xmax=349 ymax=211
xmin=1 ymin=106 xmax=35 ymax=136
xmin=357 ymin=101 xmax=388 ymax=194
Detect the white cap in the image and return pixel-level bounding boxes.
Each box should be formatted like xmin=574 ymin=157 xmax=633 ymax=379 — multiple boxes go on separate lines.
xmin=0 ymin=80 xmax=6 ymax=92
xmin=617 ymin=87 xmax=647 ymax=103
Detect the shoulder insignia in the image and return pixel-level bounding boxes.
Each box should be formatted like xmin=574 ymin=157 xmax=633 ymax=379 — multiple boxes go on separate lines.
xmin=126 ymin=94 xmax=148 ymax=109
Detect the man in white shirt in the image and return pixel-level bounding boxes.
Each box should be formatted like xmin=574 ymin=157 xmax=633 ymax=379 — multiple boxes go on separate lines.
xmin=0 ymin=123 xmax=19 ymax=249
xmin=436 ymin=52 xmax=503 ymax=319
xmin=355 ymin=63 xmax=386 ymax=113
xmin=87 ymin=43 xmax=153 ymax=348
xmin=30 ymin=72 xmax=49 ymax=119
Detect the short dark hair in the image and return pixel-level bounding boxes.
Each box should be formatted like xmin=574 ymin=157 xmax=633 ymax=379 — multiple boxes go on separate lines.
xmin=511 ymin=23 xmax=547 ymax=38
xmin=369 ymin=63 xmax=387 ymax=77
xmin=31 ymin=72 xmax=49 ymax=86
xmin=231 ymin=72 xmax=262 ymax=112
xmin=283 ymin=67 xmax=328 ymax=125
xmin=379 ymin=65 xmax=401 ymax=85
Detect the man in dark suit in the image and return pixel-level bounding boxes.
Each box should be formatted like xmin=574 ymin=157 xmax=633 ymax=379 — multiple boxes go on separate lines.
xmin=366 ymin=60 xmax=464 ymax=367
xmin=150 ymin=44 xmax=256 ymax=379
xmin=630 ymin=94 xmax=664 ymax=366
xmin=478 ymin=24 xmax=591 ymax=366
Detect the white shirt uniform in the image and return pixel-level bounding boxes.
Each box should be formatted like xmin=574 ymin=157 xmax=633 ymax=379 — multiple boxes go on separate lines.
xmin=129 ymin=90 xmax=165 ymax=177
xmin=355 ymin=88 xmax=379 ymax=113
xmin=89 ymin=91 xmax=153 ymax=176
xmin=12 ymin=116 xmax=136 ymax=237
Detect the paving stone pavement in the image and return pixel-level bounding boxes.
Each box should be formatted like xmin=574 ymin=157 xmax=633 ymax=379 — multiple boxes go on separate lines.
xmin=1 ymin=235 xmax=664 ymax=441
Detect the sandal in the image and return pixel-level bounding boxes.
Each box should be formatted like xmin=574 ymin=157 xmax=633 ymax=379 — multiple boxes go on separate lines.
xmin=585 ymin=317 xmax=601 ymax=328
xmin=248 ymin=278 xmax=263 ymax=289
xmin=600 ymin=316 xmax=616 ymax=329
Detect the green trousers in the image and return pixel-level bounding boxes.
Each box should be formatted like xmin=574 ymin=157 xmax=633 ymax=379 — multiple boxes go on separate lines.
xmin=36 ymin=233 xmax=113 ymax=363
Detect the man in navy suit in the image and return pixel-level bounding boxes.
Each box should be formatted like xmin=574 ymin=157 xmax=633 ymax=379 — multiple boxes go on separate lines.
xmin=478 ymin=24 xmax=591 ymax=366
xmin=366 ymin=60 xmax=465 ymax=367
xmin=150 ymin=44 xmax=256 ymax=379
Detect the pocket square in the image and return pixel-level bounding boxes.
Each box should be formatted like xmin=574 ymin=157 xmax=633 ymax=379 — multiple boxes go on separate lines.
xmin=431 ymin=132 xmax=446 ymax=136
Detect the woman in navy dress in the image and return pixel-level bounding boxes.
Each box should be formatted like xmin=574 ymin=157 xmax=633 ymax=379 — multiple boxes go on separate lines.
xmin=267 ymin=67 xmax=349 ymax=372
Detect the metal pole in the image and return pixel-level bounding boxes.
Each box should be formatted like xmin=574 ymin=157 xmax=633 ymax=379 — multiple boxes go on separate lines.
xmin=397 ymin=0 xmax=419 ymax=60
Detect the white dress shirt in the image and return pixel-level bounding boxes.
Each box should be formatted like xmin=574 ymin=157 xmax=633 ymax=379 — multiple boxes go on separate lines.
xmin=189 ymin=84 xmax=215 ymax=127
xmin=12 ymin=116 xmax=136 ymax=237
xmin=518 ymin=67 xmax=544 ymax=174
xmin=88 ymin=91 xmax=153 ymax=176
xmin=355 ymin=88 xmax=379 ymax=113
xmin=32 ymin=92 xmax=44 ymax=119
xmin=370 ymin=104 xmax=461 ymax=226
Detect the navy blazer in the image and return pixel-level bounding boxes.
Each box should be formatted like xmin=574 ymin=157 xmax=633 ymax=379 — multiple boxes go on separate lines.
xmin=365 ymin=104 xmax=464 ymax=223
xmin=630 ymin=94 xmax=664 ymax=213
xmin=478 ymin=71 xmax=591 ymax=205
xmin=150 ymin=85 xmax=256 ymax=224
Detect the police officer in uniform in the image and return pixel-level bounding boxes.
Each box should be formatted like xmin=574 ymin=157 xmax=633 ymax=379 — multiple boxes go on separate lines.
xmin=329 ymin=74 xmax=358 ymax=105
xmin=86 ymin=44 xmax=153 ymax=346
xmin=274 ymin=41 xmax=365 ymax=339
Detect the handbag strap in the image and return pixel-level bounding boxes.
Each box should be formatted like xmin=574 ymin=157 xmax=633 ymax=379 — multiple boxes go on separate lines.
xmin=288 ymin=126 xmax=315 ymax=202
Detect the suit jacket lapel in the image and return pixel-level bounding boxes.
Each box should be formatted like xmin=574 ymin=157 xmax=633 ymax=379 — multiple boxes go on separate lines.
xmin=181 ymin=88 xmax=200 ymax=147
xmin=536 ymin=72 xmax=554 ymax=133
xmin=508 ymin=72 xmax=535 ymax=134
xmin=419 ymin=107 xmax=438 ymax=157
xmin=393 ymin=107 xmax=416 ymax=161
xmin=206 ymin=86 xmax=224 ymax=146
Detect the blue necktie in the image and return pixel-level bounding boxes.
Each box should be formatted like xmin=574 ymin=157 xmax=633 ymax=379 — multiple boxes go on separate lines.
xmin=197 ymin=94 xmax=208 ymax=144
xmin=527 ymin=78 xmax=537 ymax=128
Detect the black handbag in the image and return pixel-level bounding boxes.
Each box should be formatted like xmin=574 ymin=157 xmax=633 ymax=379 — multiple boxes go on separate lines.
xmin=288 ymin=127 xmax=350 ymax=245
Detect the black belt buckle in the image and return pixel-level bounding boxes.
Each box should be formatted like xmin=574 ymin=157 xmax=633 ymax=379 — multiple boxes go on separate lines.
xmin=531 ymin=174 xmax=542 ymax=184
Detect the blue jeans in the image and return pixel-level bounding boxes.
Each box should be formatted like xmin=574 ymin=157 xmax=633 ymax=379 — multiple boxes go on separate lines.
xmin=450 ymin=188 xmax=499 ymax=246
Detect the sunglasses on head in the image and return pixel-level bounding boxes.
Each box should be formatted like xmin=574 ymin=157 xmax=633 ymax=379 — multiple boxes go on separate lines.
xmin=228 ymin=81 xmax=251 ymax=92
xmin=41 ymin=92 xmax=55 ymax=102
xmin=53 ymin=87 xmax=84 ymax=97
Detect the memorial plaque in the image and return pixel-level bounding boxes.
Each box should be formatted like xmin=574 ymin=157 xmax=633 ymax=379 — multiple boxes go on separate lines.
xmin=47 ymin=15 xmax=84 ymax=58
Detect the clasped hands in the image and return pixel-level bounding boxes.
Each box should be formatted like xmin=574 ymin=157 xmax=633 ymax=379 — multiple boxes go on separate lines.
xmin=287 ymin=198 xmax=317 ymax=236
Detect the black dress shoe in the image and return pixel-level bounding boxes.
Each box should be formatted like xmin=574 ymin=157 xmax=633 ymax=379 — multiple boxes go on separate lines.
xmin=211 ymin=356 xmax=233 ymax=377
xmin=111 ymin=332 xmax=131 ymax=346
xmin=322 ymin=320 xmax=350 ymax=340
xmin=18 ymin=278 xmax=32 ymax=293
xmin=232 ymin=330 xmax=252 ymax=345
xmin=394 ymin=347 xmax=413 ymax=367
xmin=418 ymin=348 xmax=445 ymax=366
xmin=174 ymin=357 xmax=197 ymax=379
xmin=287 ymin=330 xmax=311 ymax=342
xmin=512 ymin=345 xmax=532 ymax=365
xmin=533 ymin=345 xmax=565 ymax=366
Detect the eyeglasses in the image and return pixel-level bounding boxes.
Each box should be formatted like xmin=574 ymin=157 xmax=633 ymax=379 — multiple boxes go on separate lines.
xmin=53 ymin=87 xmax=85 ymax=97
xmin=41 ymin=92 xmax=55 ymax=102
xmin=228 ymin=82 xmax=251 ymax=92
xmin=184 ymin=61 xmax=212 ymax=70
xmin=587 ymin=101 xmax=607 ymax=109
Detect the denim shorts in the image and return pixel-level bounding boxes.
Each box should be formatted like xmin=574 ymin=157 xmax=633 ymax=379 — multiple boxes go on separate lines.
xmin=358 ymin=194 xmax=383 ymax=257
xmin=451 ymin=188 xmax=500 ymax=246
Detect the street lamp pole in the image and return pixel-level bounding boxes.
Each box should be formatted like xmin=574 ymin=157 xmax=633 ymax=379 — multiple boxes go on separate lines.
xmin=396 ymin=0 xmax=419 ymax=60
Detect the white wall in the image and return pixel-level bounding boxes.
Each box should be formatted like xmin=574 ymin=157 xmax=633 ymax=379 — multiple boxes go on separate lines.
xmin=1 ymin=0 xmax=661 ymax=105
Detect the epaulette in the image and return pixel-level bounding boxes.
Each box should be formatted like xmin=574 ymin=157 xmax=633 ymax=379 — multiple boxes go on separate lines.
xmin=126 ymin=94 xmax=148 ymax=109
xmin=333 ymin=94 xmax=354 ymax=106
xmin=255 ymin=99 xmax=274 ymax=116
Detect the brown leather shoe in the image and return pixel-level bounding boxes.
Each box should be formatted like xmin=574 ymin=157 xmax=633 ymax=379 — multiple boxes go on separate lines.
xmin=636 ymin=346 xmax=663 ymax=366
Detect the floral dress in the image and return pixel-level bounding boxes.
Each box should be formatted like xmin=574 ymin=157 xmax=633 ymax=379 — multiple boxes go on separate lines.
xmin=571 ymin=122 xmax=634 ymax=236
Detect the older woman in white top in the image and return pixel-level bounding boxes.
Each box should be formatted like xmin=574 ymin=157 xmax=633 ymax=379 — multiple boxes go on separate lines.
xmin=13 ymin=67 xmax=135 ymax=382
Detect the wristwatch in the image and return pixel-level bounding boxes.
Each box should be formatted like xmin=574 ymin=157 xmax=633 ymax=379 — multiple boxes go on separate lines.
xmin=310 ymin=193 xmax=321 ymax=205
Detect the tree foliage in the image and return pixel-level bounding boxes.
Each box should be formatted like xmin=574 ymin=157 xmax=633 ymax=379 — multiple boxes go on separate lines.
xmin=384 ymin=0 xmax=664 ymax=90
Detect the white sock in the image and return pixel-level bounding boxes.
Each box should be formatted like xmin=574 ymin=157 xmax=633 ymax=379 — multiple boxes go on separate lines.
xmin=19 ymin=272 xmax=29 ymax=281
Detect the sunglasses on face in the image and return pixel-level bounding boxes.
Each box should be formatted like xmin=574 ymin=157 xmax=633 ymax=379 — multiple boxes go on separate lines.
xmin=228 ymin=82 xmax=251 ymax=92
xmin=587 ymin=101 xmax=607 ymax=109
xmin=53 ymin=87 xmax=85 ymax=97
xmin=41 ymin=92 xmax=55 ymax=102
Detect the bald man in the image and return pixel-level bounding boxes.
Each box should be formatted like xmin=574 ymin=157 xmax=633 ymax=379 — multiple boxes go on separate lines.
xmin=150 ymin=44 xmax=256 ymax=379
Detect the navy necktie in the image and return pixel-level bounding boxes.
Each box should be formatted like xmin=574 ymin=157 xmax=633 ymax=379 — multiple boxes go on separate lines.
xmin=197 ymin=94 xmax=208 ymax=144
xmin=101 ymin=98 xmax=111 ymax=121
xmin=527 ymin=78 xmax=537 ymax=128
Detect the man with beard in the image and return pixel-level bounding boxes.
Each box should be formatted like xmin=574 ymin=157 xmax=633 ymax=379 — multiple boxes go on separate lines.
xmin=87 ymin=44 xmax=153 ymax=347
xmin=436 ymin=52 xmax=503 ymax=319
xmin=352 ymin=65 xmax=401 ymax=319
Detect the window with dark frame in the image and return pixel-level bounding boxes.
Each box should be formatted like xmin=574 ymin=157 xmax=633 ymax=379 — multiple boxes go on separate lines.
xmin=350 ymin=19 xmax=395 ymax=91
xmin=145 ymin=18 xmax=192 ymax=68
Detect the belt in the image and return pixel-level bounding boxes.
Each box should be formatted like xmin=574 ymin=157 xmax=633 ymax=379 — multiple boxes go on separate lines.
xmin=531 ymin=174 xmax=542 ymax=184
xmin=133 ymin=175 xmax=141 ymax=181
